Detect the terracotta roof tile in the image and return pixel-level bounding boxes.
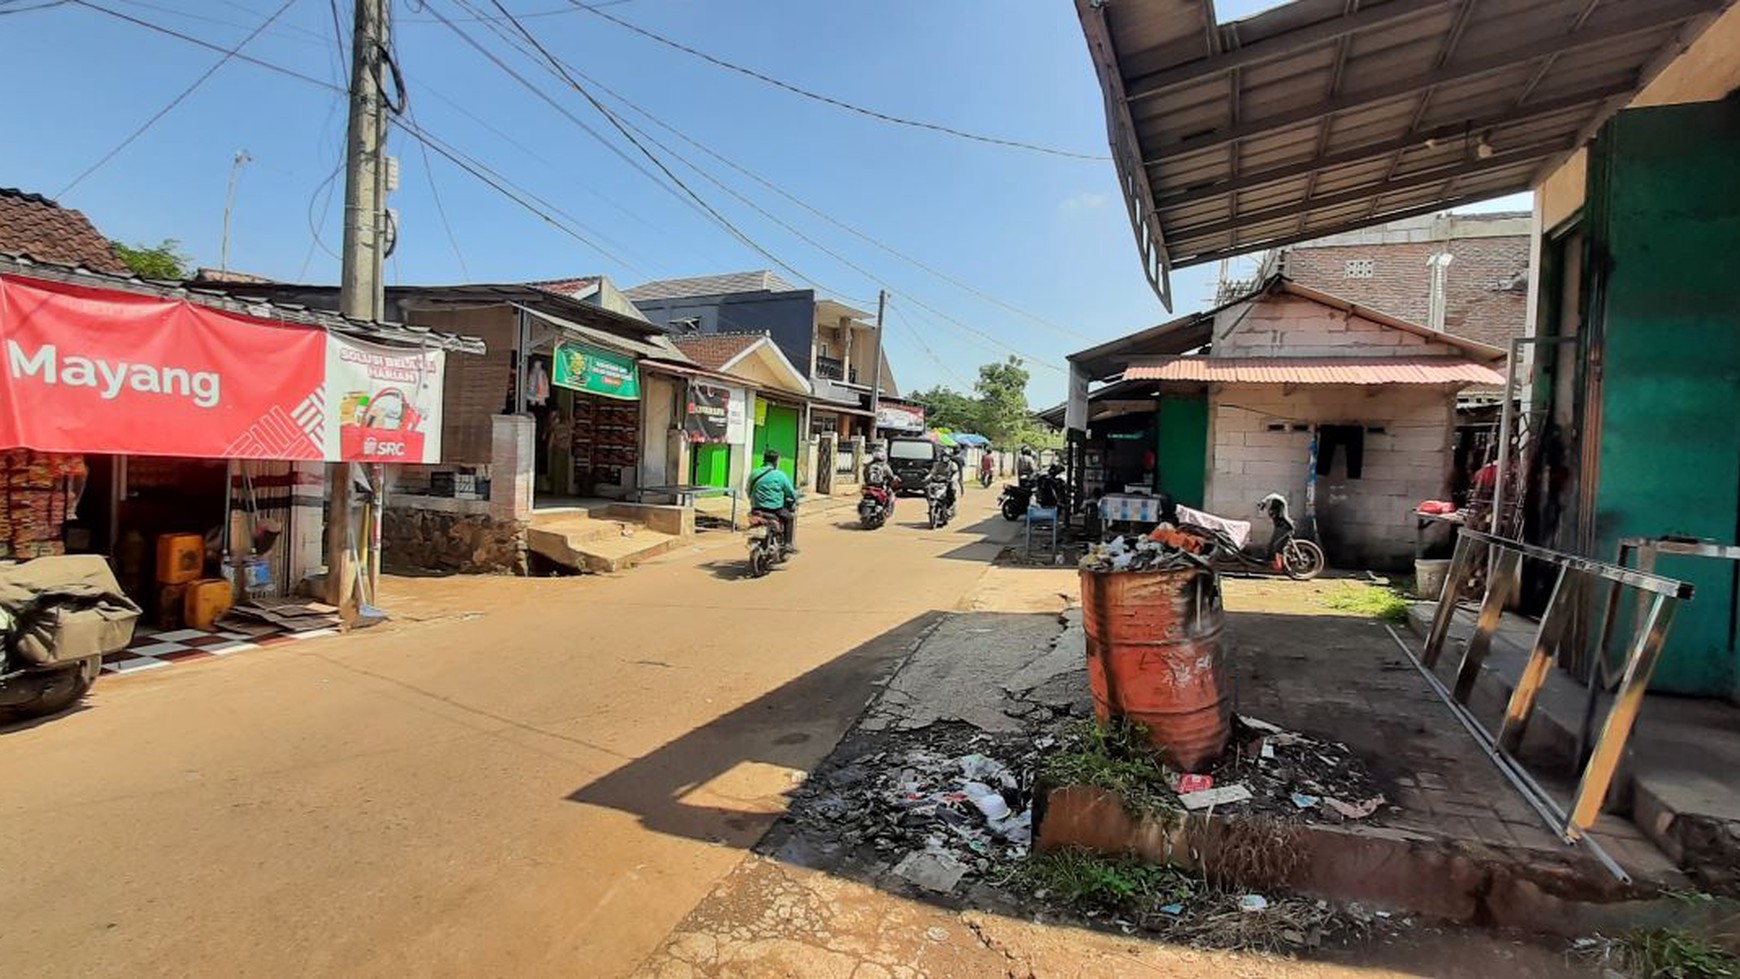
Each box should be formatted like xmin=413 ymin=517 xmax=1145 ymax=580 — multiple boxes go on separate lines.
xmin=0 ymin=188 xmax=128 ymax=275
xmin=671 ymin=332 xmax=767 ymax=372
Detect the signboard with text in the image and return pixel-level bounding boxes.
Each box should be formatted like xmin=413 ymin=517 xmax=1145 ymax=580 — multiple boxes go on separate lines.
xmin=875 ymin=402 xmax=926 ymax=433
xmin=326 ymin=335 xmax=445 ymax=463
xmin=551 ymin=340 xmax=639 ymax=401
xmin=683 ymin=381 xmax=730 ymax=444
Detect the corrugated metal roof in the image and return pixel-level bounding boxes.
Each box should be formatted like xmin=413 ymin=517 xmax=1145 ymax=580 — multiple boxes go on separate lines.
xmin=1076 ymin=0 xmax=1733 ymax=308
xmin=1123 ymin=355 xmax=1503 ymax=385
xmin=622 ymin=270 xmax=800 ymax=302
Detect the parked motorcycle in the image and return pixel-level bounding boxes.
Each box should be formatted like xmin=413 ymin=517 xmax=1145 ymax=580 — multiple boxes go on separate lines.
xmin=925 ymin=480 xmax=956 ymax=529
xmin=999 ymin=479 xmax=1033 ymax=521
xmin=858 ymin=478 xmax=899 ymax=530
xmin=1 ymin=555 xmax=140 ymax=723
xmin=1187 ymin=493 xmax=1326 ymax=581
xmin=978 ymin=467 xmax=994 ymax=489
xmin=745 ymin=512 xmax=791 ymax=577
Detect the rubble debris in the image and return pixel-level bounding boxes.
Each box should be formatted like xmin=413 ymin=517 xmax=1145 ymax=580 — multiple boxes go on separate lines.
xmin=1179 ymin=784 xmax=1254 ymax=810
xmin=1177 ymin=773 xmax=1215 ymax=793
xmin=1080 ymin=533 xmax=1210 ymax=573
xmin=1239 ymin=894 xmax=1270 ymax=912
xmin=1291 ymin=793 xmax=1321 ymax=809
xmin=1324 ymin=795 xmax=1385 ymax=820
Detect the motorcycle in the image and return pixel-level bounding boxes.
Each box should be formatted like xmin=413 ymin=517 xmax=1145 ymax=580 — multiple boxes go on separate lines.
xmin=978 ymin=466 xmax=994 ymax=489
xmin=1 ymin=555 xmax=141 ymax=723
xmin=1186 ymin=493 xmax=1326 ymax=581
xmin=745 ymin=511 xmax=791 ymax=577
xmin=999 ymin=479 xmax=1033 ymax=521
xmin=925 ymin=480 xmax=956 ymax=529
xmin=858 ymin=478 xmax=899 ymax=530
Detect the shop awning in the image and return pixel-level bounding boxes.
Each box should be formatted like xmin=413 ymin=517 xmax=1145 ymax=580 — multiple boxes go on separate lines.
xmin=516 ymin=304 xmax=690 ymax=363
xmin=1076 ymin=0 xmax=1728 ymax=307
xmin=1123 ymin=355 xmax=1503 ymax=386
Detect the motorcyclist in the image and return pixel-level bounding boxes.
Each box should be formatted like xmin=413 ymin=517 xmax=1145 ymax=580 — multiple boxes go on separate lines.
xmin=1016 ymin=446 xmax=1037 ymax=484
xmin=978 ymin=448 xmax=996 ymax=486
xmin=948 ymin=445 xmax=966 ymax=497
xmin=865 ymin=447 xmax=896 ymax=489
xmin=747 ymin=449 xmax=799 ymax=553
xmin=925 ymin=452 xmax=958 ymax=514
xmin=1034 ymin=463 xmax=1066 ymax=510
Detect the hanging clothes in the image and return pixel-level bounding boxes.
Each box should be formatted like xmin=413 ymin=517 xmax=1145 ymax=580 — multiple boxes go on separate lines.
xmin=526 ymin=359 xmax=552 ymax=406
xmin=1315 ymin=425 xmax=1365 ymax=478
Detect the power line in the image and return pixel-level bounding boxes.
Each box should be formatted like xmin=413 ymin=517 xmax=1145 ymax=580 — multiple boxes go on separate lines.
xmin=560 ymin=0 xmax=1110 ymax=162
xmin=472 ymin=0 xmax=1062 ymax=372
xmin=887 ymin=299 xmax=973 ymax=390
xmin=58 ymin=0 xmax=299 ymax=197
xmin=0 ymin=1 xmax=70 ymax=15
xmin=541 ymin=48 xmax=1098 ymax=345
xmin=105 ymin=0 xmax=327 ymax=45
xmin=70 ymin=0 xmax=339 ymax=91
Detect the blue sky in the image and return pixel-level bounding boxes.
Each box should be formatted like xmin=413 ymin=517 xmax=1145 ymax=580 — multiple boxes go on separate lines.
xmin=0 ymin=0 xmax=1526 ymax=406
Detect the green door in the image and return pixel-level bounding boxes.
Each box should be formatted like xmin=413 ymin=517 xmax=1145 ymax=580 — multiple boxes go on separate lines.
xmin=752 ymin=403 xmax=800 ymax=483
xmin=1155 ymin=395 xmax=1208 ymax=508
xmin=692 ymin=443 xmax=730 ymax=488
xmin=1588 ymin=98 xmax=1740 ymax=696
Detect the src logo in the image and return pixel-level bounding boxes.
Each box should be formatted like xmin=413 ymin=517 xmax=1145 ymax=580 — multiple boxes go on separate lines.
xmin=362 ymin=436 xmax=408 ymax=457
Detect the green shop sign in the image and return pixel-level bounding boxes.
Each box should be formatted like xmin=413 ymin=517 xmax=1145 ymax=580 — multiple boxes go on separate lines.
xmin=552 ymin=340 xmax=640 ymax=400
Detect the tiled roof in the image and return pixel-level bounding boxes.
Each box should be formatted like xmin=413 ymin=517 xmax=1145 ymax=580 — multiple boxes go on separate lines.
xmin=1123 ymin=356 xmax=1503 ymax=387
xmin=0 ymin=187 xmax=129 ymax=275
xmin=623 ymin=270 xmax=798 ymax=302
xmin=671 ymin=332 xmax=767 ymax=372
xmin=530 ymin=276 xmax=599 ymax=300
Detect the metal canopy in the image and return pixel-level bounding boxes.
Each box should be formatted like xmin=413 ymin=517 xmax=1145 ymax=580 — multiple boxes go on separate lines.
xmin=1077 ymin=0 xmax=1732 ymax=308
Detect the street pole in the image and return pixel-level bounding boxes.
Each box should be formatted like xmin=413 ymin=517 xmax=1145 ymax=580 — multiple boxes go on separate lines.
xmin=328 ymin=0 xmax=390 ymax=616
xmin=867 ymin=289 xmax=887 ymax=444
xmin=220 ymin=149 xmax=252 ymax=273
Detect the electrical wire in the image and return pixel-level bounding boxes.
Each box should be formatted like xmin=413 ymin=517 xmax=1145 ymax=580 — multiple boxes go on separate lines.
xmin=468 ymin=0 xmax=1061 ymax=372
xmin=58 ymin=0 xmax=300 ymax=197
xmin=409 ymin=107 xmax=471 ymax=277
xmin=511 ymin=38 xmax=1098 ymax=345
xmin=70 ymin=0 xmax=339 ymax=91
xmin=560 ymin=0 xmax=1110 ymax=162
xmin=0 ymin=0 xmax=70 ymax=15
xmin=104 ymin=0 xmax=327 ymax=45
xmin=887 ymin=298 xmax=974 ymax=390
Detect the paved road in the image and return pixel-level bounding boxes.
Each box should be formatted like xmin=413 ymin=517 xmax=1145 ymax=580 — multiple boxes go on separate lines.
xmin=0 ymin=489 xmax=1020 ymax=977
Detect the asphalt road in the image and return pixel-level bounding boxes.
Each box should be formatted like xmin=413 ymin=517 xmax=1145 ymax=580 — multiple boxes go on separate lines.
xmin=0 ymin=489 xmax=1020 ymax=977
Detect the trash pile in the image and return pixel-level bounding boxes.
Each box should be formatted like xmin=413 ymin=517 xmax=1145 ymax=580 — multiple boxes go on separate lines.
xmin=1080 ymin=530 xmax=1213 ymax=573
xmin=1174 ymin=715 xmax=1391 ymax=825
xmin=784 ymin=727 xmax=1045 ymax=894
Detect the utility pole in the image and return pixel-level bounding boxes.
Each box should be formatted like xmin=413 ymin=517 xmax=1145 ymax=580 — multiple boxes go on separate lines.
xmin=867 ymin=289 xmax=887 ymax=445
xmin=220 ymin=149 xmax=252 ymax=273
xmin=328 ymin=0 xmax=391 ymax=615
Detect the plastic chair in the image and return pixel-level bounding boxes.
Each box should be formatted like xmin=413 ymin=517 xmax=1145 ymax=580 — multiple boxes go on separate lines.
xmin=1025 ymin=505 xmax=1059 ymax=554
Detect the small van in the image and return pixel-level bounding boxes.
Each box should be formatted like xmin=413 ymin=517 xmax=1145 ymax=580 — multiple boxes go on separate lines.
xmin=886 ymin=437 xmax=939 ymax=495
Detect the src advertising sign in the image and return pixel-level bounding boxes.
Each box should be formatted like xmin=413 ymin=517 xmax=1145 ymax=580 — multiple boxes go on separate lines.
xmin=0 ymin=273 xmax=448 ymax=462
xmin=683 ymin=382 xmax=730 ymax=444
xmin=326 ymin=335 xmax=445 ymax=463
xmin=876 ymin=402 xmax=926 ymax=434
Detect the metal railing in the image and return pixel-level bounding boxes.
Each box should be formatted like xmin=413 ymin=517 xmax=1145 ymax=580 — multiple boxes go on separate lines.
xmin=1388 ymin=527 xmax=1693 ymax=882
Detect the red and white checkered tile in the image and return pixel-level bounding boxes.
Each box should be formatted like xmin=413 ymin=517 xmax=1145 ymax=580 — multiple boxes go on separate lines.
xmin=102 ymin=626 xmax=339 ymax=675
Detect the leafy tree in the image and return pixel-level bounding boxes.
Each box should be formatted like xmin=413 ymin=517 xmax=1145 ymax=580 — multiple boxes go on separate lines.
xmin=909 ymin=385 xmax=982 ymax=432
xmin=909 ymin=357 xmax=1062 ymax=449
xmin=111 ymin=239 xmax=191 ymax=280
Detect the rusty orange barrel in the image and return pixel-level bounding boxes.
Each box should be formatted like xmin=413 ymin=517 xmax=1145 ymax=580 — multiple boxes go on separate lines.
xmin=1079 ymin=566 xmax=1228 ymax=772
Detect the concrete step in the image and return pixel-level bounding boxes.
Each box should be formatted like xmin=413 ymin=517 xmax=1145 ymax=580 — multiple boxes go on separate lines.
xmin=526 ymin=522 xmax=683 ymax=574
xmin=531 ymin=514 xmax=638 ymax=546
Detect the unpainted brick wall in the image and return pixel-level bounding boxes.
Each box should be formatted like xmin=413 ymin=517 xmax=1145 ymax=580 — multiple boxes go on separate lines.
xmin=1214 ymin=294 xmax=1467 ymax=359
xmin=1280 ymin=236 xmax=1528 ymax=348
xmin=1206 ymin=383 xmax=1454 ymax=571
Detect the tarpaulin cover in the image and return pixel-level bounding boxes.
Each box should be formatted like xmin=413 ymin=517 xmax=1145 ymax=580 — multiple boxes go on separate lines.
xmin=0 ymin=274 xmax=445 ymax=462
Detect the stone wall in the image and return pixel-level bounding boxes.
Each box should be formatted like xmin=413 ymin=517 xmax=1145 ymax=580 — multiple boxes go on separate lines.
xmin=382 ymin=506 xmax=527 ymax=575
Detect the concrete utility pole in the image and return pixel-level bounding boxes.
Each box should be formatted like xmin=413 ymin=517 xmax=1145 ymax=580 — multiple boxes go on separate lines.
xmin=220 ymin=149 xmax=252 ymax=273
xmin=328 ymin=0 xmax=392 ymax=615
xmin=867 ymin=289 xmax=887 ymax=441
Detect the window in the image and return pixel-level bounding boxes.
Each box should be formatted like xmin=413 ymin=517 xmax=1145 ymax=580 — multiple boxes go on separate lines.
xmin=1344 ymin=258 xmax=1375 ymax=279
xmin=818 ymin=342 xmax=831 ymax=358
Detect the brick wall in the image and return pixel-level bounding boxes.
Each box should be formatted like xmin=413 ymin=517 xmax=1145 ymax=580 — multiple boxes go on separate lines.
xmin=401 ymin=306 xmax=516 ymax=464
xmin=1280 ymin=236 xmax=1528 ymax=348
xmin=1206 ymin=383 xmax=1454 ymax=570
xmin=1214 ymin=293 xmax=1466 ymax=359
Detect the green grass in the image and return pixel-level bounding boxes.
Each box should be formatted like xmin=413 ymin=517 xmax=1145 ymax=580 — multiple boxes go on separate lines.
xmin=1617 ymin=929 xmax=1740 ymax=978
xmin=1007 ymin=847 xmax=1194 ymax=913
xmin=1038 ymin=719 xmax=1179 ymax=817
xmin=1319 ymin=583 xmax=1413 ymax=623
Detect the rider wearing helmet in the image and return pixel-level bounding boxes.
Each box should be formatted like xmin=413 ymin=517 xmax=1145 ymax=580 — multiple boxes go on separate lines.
xmin=747 ymin=449 xmax=799 ymax=552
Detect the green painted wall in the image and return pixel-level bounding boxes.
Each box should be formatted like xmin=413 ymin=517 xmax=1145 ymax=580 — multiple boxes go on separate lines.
xmin=1588 ymin=97 xmax=1740 ymax=696
xmin=752 ymin=403 xmax=800 ymax=483
xmin=1156 ymin=395 xmax=1208 ymax=508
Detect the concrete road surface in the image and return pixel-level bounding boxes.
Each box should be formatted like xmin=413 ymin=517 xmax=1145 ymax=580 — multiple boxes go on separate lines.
xmin=0 ymin=490 xmax=1018 ymax=976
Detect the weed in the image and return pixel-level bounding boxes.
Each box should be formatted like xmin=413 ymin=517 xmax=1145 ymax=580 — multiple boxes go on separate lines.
xmin=1615 ymin=929 xmax=1739 ymax=978
xmin=1320 ymin=582 xmax=1412 ymax=623
xmin=1006 ymin=847 xmax=1194 ymax=913
xmin=1038 ymin=719 xmax=1179 ymax=817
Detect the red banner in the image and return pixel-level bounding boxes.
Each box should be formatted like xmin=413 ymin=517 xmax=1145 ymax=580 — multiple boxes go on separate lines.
xmin=0 ymin=274 xmax=329 ymax=459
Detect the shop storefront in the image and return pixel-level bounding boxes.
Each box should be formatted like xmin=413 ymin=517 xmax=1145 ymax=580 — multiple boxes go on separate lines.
xmin=0 ymin=263 xmax=479 ymax=623
xmin=531 ymin=336 xmax=643 ymax=499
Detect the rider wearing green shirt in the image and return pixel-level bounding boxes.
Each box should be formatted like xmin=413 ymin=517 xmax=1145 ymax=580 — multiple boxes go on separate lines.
xmin=748 ymin=449 xmax=799 ymax=551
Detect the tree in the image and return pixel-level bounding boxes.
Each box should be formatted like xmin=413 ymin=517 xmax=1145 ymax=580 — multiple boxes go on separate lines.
xmin=908 ymin=385 xmax=982 ymax=432
xmin=111 ymin=239 xmax=191 ymax=280
xmin=974 ymin=357 xmax=1032 ymax=446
